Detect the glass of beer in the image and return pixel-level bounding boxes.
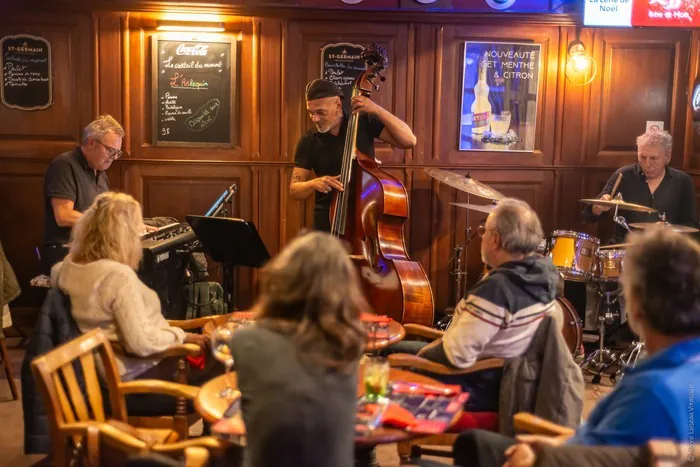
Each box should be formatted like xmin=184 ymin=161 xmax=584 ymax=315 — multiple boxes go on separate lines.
xmin=489 ymin=111 xmax=511 ymax=136
xmin=211 ymin=322 xmax=237 ymax=399
xmin=363 ymin=357 xmax=390 ymax=402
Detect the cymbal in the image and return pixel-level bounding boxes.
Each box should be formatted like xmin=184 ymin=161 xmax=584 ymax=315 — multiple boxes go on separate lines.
xmin=629 ymin=222 xmax=700 ymax=233
xmin=425 ymin=168 xmax=505 ymax=201
xmin=599 ymin=243 xmax=631 ymax=250
xmin=450 ymin=202 xmax=497 ymax=214
xmin=579 ymin=198 xmax=657 ymax=213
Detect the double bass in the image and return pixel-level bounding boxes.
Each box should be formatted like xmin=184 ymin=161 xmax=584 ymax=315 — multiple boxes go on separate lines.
xmin=329 ymin=43 xmax=434 ymax=327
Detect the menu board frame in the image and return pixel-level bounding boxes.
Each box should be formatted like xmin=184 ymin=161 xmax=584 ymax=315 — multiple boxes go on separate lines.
xmin=151 ymin=34 xmax=238 ymax=148
xmin=320 ymin=42 xmax=366 ymax=116
xmin=1 ymin=33 xmax=53 ymax=111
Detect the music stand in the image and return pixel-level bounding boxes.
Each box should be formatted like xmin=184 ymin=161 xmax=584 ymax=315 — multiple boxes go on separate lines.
xmin=186 ymin=215 xmax=271 ymax=312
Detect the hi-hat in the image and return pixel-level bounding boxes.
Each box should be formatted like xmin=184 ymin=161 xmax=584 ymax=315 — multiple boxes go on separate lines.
xmin=425 ymin=168 xmax=505 ymax=201
xmin=450 ymin=202 xmax=497 ymax=214
xmin=629 ymin=222 xmax=699 ymax=233
xmin=579 ymin=198 xmax=657 ymax=213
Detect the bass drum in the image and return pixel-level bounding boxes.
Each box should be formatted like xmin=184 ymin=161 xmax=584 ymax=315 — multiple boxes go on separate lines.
xmin=435 ymin=296 xmax=582 ymax=356
xmin=552 ymin=296 xmax=583 ymax=356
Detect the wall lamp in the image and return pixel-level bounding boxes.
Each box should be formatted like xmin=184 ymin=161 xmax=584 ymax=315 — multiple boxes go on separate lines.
xmin=156 ymin=20 xmax=225 ymax=32
xmin=565 ymin=39 xmax=597 ymax=86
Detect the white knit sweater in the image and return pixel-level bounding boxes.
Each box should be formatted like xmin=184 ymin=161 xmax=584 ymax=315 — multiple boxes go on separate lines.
xmin=52 ymin=257 xmax=186 ymax=380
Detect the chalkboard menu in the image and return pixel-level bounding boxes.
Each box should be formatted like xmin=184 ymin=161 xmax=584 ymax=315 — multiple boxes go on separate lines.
xmin=152 ymin=36 xmax=237 ymax=147
xmin=1 ymin=34 xmax=52 ymax=111
xmin=320 ymin=43 xmax=365 ymax=114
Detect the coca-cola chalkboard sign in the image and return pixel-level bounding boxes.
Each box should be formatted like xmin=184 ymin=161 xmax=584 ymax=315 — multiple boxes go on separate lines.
xmin=320 ymin=43 xmax=365 ymax=115
xmin=1 ymin=34 xmax=52 ymax=111
xmin=152 ymin=36 xmax=237 ymax=147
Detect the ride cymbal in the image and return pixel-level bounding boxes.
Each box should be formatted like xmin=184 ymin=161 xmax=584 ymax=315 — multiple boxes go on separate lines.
xmin=425 ymin=168 xmax=505 ymax=201
xmin=578 ymin=198 xmax=657 ymax=213
xmin=629 ymin=222 xmax=699 ymax=233
xmin=450 ymin=202 xmax=497 ymax=214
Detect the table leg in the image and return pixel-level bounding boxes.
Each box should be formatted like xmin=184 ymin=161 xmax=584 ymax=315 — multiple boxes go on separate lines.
xmin=354 ymin=446 xmax=380 ymax=467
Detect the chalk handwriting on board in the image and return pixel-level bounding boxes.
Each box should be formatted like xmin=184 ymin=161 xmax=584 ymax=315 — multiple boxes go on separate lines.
xmin=320 ymin=43 xmax=365 ymax=115
xmin=1 ymin=34 xmax=52 ymax=110
xmin=186 ymin=98 xmax=220 ymax=132
xmin=153 ymin=37 xmax=233 ymax=146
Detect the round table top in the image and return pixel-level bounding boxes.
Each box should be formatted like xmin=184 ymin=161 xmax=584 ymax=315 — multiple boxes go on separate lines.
xmin=203 ymin=312 xmax=406 ymax=352
xmin=195 ymin=368 xmax=458 ymax=446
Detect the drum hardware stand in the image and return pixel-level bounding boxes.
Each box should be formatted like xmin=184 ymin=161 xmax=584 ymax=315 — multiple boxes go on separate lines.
xmin=580 ymin=285 xmax=621 ymax=384
xmin=612 ymin=340 xmax=645 ymax=383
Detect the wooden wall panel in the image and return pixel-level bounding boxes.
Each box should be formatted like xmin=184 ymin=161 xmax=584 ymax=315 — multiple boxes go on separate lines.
xmin=0 ymin=5 xmax=696 ymax=319
xmin=434 ymin=24 xmax=560 ymax=166
xmin=586 ymin=28 xmax=690 ymax=168
xmin=0 ymin=13 xmax=94 ymax=156
xmin=285 ymin=21 xmax=411 ymax=166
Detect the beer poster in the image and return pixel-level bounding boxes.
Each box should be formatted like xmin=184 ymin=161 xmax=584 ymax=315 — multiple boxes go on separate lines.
xmin=458 ymin=41 xmax=541 ymax=152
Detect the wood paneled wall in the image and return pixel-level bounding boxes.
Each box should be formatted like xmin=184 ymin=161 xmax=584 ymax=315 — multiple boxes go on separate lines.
xmin=1 ymin=4 xmax=698 ymax=316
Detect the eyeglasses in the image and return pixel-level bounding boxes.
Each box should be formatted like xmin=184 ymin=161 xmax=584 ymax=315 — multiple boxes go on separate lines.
xmin=95 ymin=139 xmax=123 ymax=160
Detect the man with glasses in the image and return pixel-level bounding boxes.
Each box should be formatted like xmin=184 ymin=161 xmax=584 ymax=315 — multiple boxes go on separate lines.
xmin=585 ymin=130 xmax=698 ymax=245
xmin=41 ymin=114 xmax=125 ymax=273
xmin=387 ymin=199 xmax=559 ymax=411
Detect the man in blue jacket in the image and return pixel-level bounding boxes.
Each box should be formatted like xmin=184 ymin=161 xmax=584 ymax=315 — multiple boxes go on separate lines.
xmin=455 ymin=227 xmax=700 ymax=467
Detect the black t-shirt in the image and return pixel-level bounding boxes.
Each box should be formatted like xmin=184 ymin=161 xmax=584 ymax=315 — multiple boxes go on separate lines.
xmin=294 ymin=113 xmax=385 ymax=231
xmin=43 ymin=147 xmax=110 ymax=245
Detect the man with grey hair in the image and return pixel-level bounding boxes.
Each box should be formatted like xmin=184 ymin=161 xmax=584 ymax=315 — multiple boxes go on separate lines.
xmin=389 ymin=198 xmax=559 ymax=411
xmin=41 ymin=114 xmax=125 ymax=273
xmin=586 ymin=129 xmax=697 ymax=245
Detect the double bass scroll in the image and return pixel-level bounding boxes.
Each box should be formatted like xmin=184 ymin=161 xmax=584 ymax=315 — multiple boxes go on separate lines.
xmin=329 ymin=43 xmax=434 ymax=327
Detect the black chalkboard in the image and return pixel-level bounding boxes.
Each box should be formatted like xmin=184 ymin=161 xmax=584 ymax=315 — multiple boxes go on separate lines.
xmin=320 ymin=43 xmax=365 ymax=115
xmin=1 ymin=34 xmax=52 ymax=110
xmin=152 ymin=36 xmax=236 ymax=147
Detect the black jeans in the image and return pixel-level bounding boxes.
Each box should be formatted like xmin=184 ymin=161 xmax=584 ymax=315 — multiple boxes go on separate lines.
xmin=125 ymin=352 xmax=224 ymax=416
xmin=453 ymin=429 xmax=515 ymax=467
xmin=383 ymin=340 xmax=502 ymax=412
xmin=41 ymin=244 xmax=69 ymax=275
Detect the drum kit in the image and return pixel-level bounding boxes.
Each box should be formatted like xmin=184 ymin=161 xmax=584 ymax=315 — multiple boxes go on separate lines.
xmin=425 ymin=168 xmax=699 ymax=384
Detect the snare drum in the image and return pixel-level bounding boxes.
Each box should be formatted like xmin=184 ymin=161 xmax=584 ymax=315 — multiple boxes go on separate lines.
xmin=549 ymin=231 xmax=600 ymax=281
xmin=595 ymin=249 xmax=625 ymax=282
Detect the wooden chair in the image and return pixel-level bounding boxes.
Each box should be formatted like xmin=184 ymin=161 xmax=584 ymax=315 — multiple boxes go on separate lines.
xmin=515 ymin=414 xmax=696 ymax=467
xmin=81 ymin=421 xmax=221 ymax=467
xmin=110 ymin=315 xmax=218 ymax=437
xmin=30 ymin=328 xmax=229 ymax=467
xmin=389 ymin=323 xmax=505 ymax=461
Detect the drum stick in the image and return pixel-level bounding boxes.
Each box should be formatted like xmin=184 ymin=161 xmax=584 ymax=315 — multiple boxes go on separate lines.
xmin=610 ymin=173 xmax=623 ymax=198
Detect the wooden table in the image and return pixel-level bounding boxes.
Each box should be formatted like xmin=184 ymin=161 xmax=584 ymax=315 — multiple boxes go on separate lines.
xmin=203 ymin=312 xmax=406 ymax=352
xmin=195 ymin=369 xmax=460 ymax=447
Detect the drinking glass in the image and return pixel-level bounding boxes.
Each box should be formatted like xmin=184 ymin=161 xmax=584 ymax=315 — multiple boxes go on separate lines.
xmin=362 ymin=357 xmax=390 ymax=402
xmin=211 ymin=322 xmax=237 ymax=399
xmin=489 ymin=111 xmax=512 ymax=136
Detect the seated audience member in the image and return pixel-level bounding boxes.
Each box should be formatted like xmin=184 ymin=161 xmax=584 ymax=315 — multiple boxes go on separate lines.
xmin=51 ymin=192 xmax=209 ymax=384
xmin=231 ymin=232 xmax=366 ymax=467
xmin=455 ymin=227 xmax=700 ymax=467
xmin=389 ymin=198 xmax=559 ymax=411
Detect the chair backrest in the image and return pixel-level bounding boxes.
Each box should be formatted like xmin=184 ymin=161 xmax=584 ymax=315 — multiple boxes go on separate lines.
xmin=31 ymin=329 xmax=129 ymax=453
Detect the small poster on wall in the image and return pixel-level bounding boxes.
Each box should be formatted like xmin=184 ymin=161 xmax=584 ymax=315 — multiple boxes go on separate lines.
xmin=458 ymin=41 xmax=541 ymax=152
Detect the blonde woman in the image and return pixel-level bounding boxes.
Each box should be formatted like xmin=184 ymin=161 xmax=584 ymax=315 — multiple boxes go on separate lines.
xmin=231 ymin=232 xmax=366 ymax=467
xmin=51 ymin=192 xmax=207 ymax=384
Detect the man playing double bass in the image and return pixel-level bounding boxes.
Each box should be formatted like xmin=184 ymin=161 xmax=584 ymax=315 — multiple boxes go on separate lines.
xmin=289 ymin=79 xmax=417 ymax=232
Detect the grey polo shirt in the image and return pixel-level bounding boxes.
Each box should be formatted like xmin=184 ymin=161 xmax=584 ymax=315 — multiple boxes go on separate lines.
xmin=43 ymin=147 xmax=110 ymax=245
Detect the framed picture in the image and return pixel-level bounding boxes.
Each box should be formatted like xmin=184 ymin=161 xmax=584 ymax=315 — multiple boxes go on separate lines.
xmin=458 ymin=41 xmax=541 ymax=152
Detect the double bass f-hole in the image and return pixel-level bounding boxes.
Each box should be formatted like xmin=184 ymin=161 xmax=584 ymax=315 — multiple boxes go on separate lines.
xmin=361 ymin=236 xmax=383 ymax=273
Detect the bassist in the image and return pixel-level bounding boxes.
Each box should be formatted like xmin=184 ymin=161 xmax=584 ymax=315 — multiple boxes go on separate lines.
xmin=289 ymin=79 xmax=416 ymax=232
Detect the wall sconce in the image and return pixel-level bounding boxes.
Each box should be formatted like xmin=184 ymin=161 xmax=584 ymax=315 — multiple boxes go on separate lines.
xmin=565 ymin=39 xmax=597 ymax=86
xmin=156 ymin=20 xmax=225 ymax=32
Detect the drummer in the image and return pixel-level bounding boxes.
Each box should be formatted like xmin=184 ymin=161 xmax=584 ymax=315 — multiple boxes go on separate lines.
xmin=584 ymin=130 xmax=698 ymax=244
